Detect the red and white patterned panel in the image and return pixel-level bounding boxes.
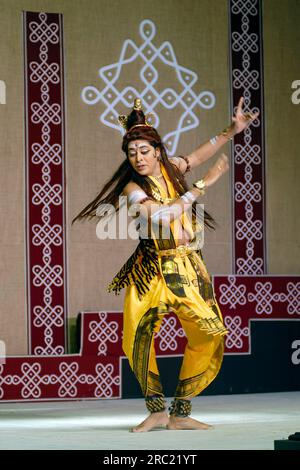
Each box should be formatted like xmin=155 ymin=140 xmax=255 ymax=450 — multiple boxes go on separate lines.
xmin=229 ymin=0 xmax=266 ymax=274
xmin=80 ymin=312 xmax=123 ymax=357
xmin=24 ymin=11 xmax=67 ymax=354
xmin=215 ymin=275 xmax=300 ymax=352
xmin=0 ymin=356 xmax=120 ymax=401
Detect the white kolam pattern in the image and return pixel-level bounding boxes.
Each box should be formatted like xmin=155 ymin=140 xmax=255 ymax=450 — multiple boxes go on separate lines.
xmin=81 ymin=19 xmax=215 ymax=156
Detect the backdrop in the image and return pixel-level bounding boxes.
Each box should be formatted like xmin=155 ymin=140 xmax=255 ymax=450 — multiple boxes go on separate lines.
xmin=0 ymin=0 xmax=299 ymax=401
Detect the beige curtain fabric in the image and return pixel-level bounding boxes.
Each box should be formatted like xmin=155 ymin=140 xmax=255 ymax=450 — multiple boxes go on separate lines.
xmin=263 ymin=0 xmax=300 ymax=273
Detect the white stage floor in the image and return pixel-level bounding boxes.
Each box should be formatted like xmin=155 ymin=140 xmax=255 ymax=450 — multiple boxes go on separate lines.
xmin=0 ymin=392 xmax=299 ymax=450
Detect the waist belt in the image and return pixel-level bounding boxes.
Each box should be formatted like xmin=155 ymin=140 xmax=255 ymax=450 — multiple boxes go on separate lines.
xmin=158 ymin=245 xmax=195 ymax=258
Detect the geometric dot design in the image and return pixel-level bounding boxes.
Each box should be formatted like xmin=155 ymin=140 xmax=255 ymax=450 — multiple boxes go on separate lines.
xmin=285 ymin=282 xmax=300 ymax=315
xmin=81 ymin=19 xmax=215 ymax=156
xmin=57 ymin=362 xmax=79 ymax=398
xmin=93 ymin=363 xmax=121 ymax=398
xmin=88 ymin=312 xmax=119 ymax=355
xmin=224 ymin=315 xmax=249 ymax=350
xmin=219 ymin=277 xmax=300 ymax=317
xmin=0 ymin=363 xmax=45 ymax=399
xmin=218 ymin=276 xmax=247 ymax=309
xmin=247 ymin=281 xmax=275 ymax=315
xmin=248 ymin=281 xmax=300 ymax=315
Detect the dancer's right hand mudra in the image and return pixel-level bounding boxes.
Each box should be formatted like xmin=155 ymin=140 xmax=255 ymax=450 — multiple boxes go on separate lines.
xmin=202 ymin=153 xmax=229 ymax=188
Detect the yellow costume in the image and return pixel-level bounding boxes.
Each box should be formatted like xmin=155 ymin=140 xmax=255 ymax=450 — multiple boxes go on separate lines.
xmin=108 ymin=163 xmax=228 ymax=406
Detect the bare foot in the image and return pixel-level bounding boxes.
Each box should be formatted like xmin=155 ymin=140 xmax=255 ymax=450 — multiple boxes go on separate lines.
xmin=167 ymin=415 xmax=213 ymax=430
xmin=130 ymin=410 xmax=169 ymax=433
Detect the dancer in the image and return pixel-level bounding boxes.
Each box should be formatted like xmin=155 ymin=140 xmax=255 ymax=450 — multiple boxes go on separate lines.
xmin=72 ymin=97 xmax=258 ymax=432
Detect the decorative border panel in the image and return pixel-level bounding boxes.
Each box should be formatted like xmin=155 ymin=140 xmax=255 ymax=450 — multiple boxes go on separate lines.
xmin=0 ymin=356 xmax=120 ymax=401
xmin=215 ymin=275 xmax=300 ymax=352
xmin=23 ymin=12 xmax=67 ymax=354
xmin=229 ymin=0 xmax=266 ymax=273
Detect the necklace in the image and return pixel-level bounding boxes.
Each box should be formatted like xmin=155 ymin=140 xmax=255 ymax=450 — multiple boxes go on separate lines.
xmin=152 ymin=173 xmax=163 ymax=180
xmin=150 ymin=185 xmax=178 ymax=204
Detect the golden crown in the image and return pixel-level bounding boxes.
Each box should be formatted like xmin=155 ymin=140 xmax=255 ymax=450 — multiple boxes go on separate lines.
xmin=118 ymin=98 xmax=155 ymax=132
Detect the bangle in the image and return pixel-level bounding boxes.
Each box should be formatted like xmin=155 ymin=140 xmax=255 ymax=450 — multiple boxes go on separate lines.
xmin=180 ymin=191 xmax=197 ymax=204
xmin=210 ymin=136 xmax=219 ymax=145
xmin=220 ymin=125 xmax=235 ymax=141
xmin=192 ymin=178 xmax=206 ymax=195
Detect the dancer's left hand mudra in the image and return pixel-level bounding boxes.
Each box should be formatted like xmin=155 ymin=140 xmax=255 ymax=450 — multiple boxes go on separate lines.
xmin=231 ymin=96 xmax=260 ymax=134
xmin=175 ymin=96 xmax=260 ymax=172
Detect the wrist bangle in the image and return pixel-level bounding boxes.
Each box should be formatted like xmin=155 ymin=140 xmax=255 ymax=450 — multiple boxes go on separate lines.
xmin=180 ymin=191 xmax=197 ymax=204
xmin=210 ymin=136 xmax=219 ymax=146
xmin=220 ymin=125 xmax=235 ymax=141
xmin=193 ymin=178 xmax=206 ymax=195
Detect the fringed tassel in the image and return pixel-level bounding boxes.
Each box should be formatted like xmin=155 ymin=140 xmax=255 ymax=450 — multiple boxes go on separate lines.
xmin=107 ymin=239 xmax=160 ymax=298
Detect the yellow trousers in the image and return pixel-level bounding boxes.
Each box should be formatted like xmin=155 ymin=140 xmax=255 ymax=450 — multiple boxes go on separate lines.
xmin=122 ymin=247 xmax=227 ymax=399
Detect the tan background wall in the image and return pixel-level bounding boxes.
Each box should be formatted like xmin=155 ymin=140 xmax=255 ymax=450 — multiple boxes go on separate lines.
xmin=0 ymin=0 xmax=298 ymax=355
xmin=263 ymin=0 xmax=300 ymax=273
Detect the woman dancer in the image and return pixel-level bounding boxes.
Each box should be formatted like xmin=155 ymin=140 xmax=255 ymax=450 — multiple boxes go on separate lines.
xmin=72 ymin=97 xmax=258 ymax=432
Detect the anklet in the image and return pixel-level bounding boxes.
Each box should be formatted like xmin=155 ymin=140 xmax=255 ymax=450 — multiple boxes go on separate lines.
xmin=145 ymin=395 xmax=166 ymax=413
xmin=168 ymin=399 xmax=192 ymax=417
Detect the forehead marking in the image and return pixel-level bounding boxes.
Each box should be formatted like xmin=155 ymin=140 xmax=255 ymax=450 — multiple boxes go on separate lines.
xmin=129 ymin=143 xmax=149 ymax=150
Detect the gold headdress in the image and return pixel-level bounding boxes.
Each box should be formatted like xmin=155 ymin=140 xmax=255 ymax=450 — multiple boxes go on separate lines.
xmin=118 ymin=98 xmax=155 ymax=133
